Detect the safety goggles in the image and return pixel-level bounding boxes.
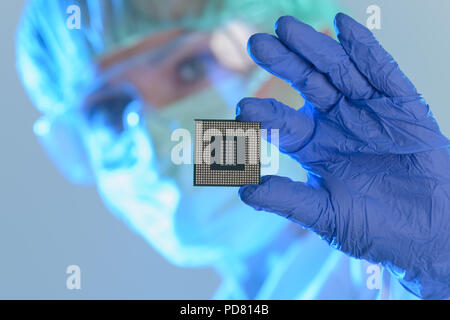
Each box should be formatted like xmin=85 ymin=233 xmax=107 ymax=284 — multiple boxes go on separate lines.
xmin=33 ymin=23 xmax=268 ymax=184
xmin=79 ymin=28 xmax=259 ymax=136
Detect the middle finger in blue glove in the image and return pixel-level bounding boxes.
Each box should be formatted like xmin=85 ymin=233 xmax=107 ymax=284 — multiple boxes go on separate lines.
xmin=248 ymin=33 xmax=342 ymax=111
xmin=275 ymin=16 xmax=378 ymax=100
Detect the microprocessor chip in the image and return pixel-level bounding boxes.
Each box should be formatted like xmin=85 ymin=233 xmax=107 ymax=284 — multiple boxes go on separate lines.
xmin=194 ymin=120 xmax=261 ymax=186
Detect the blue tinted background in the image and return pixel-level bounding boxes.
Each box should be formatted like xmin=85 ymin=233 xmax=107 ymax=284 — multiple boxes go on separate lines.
xmin=0 ymin=0 xmax=449 ymax=299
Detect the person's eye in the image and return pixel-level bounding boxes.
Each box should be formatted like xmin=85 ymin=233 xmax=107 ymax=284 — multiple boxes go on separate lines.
xmin=86 ymin=93 xmax=134 ymax=133
xmin=175 ymin=55 xmax=208 ymax=85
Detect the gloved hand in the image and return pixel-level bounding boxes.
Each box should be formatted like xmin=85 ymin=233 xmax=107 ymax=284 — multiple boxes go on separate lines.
xmin=236 ymin=13 xmax=450 ymax=299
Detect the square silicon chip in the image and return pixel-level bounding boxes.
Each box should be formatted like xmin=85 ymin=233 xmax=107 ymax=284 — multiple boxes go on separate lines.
xmin=194 ymin=120 xmax=261 ymax=186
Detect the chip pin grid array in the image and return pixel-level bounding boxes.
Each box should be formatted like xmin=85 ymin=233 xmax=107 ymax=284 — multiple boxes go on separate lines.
xmin=194 ymin=120 xmax=261 ymax=186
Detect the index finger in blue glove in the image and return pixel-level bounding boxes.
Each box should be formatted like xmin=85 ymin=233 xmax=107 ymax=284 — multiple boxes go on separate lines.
xmin=236 ymin=97 xmax=315 ymax=154
xmin=247 ymin=33 xmax=342 ymax=111
xmin=275 ymin=16 xmax=377 ymax=100
xmin=334 ymin=13 xmax=417 ymax=98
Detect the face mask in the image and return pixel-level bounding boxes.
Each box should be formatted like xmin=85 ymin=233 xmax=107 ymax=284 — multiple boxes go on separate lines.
xmin=90 ymin=75 xmax=303 ymax=267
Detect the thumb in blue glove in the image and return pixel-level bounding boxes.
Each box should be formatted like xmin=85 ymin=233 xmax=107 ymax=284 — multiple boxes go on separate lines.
xmin=237 ymin=13 xmax=450 ymax=300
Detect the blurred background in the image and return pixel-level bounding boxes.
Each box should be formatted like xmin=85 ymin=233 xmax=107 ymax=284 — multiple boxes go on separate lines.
xmin=0 ymin=0 xmax=449 ymax=299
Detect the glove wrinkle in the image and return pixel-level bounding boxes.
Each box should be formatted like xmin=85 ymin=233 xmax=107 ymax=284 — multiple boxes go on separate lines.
xmin=238 ymin=12 xmax=450 ymax=299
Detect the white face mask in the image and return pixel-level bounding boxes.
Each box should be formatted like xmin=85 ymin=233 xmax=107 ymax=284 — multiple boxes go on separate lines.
xmin=87 ymin=73 xmax=304 ymax=267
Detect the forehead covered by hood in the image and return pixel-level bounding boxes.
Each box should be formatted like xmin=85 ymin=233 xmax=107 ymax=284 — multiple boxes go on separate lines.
xmin=15 ymin=0 xmax=340 ymax=115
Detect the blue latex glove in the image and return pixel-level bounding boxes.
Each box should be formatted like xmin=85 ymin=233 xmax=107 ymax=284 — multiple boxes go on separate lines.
xmin=236 ymin=13 xmax=450 ymax=299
